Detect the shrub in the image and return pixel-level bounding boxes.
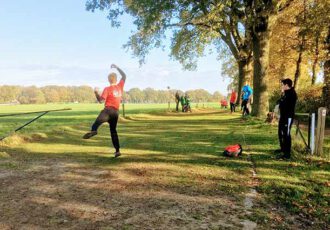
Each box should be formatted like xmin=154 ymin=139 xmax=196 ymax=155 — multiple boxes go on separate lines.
xmin=269 ymin=84 xmax=323 ymax=114
xmin=295 ymin=85 xmax=323 ymax=113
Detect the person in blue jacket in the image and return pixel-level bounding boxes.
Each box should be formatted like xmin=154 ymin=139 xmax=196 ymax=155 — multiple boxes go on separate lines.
xmin=241 ymin=80 xmax=253 ymax=116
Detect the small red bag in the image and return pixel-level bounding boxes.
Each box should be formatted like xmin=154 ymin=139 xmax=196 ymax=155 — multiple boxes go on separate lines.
xmin=223 ymin=144 xmax=242 ymax=157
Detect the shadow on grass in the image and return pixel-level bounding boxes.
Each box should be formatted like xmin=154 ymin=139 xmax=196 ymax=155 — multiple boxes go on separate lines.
xmin=1 ymin=110 xmax=329 ymax=228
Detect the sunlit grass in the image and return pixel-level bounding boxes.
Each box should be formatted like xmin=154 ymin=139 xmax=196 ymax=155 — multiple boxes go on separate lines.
xmin=0 ymin=103 xmax=329 ymax=228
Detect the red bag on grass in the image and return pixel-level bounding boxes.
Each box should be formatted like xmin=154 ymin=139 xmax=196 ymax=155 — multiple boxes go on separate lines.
xmin=223 ymin=144 xmax=242 ymax=157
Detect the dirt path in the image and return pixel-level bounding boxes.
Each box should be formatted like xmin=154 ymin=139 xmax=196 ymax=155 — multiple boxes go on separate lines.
xmin=0 ymin=158 xmax=251 ymax=229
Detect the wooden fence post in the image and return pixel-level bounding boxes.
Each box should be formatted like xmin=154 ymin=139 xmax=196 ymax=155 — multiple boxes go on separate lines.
xmin=122 ymin=103 xmax=126 ymax=118
xmin=315 ymin=107 xmax=327 ymax=156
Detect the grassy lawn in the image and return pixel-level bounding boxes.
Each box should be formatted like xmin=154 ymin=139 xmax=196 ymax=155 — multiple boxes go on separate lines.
xmin=0 ymin=103 xmax=329 ymax=229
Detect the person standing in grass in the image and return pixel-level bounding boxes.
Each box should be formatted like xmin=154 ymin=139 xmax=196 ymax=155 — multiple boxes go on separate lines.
xmin=229 ymin=89 xmax=237 ymax=113
xmin=175 ymin=91 xmax=180 ymax=112
xmin=83 ymin=64 xmax=126 ymax=158
xmin=275 ymin=78 xmax=297 ymax=160
xmin=180 ymin=95 xmax=186 ymax=112
xmin=241 ymin=80 xmax=253 ymax=116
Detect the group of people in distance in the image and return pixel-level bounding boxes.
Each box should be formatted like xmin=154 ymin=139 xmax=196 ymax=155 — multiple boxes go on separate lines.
xmin=82 ymin=65 xmax=297 ymax=161
xmin=221 ymin=80 xmax=253 ymax=116
xmin=175 ymin=92 xmax=192 ymax=112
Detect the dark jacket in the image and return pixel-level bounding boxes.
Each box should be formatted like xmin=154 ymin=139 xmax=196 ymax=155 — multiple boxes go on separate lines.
xmin=278 ymin=87 xmax=297 ymax=119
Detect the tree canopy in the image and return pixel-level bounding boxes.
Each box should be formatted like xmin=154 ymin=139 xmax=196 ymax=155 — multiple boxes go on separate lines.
xmin=85 ymin=0 xmax=330 ymax=115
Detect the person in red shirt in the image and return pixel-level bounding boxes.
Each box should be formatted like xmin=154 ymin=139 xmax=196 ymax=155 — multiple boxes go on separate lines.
xmin=220 ymin=98 xmax=228 ymax=109
xmin=229 ymin=89 xmax=238 ymax=113
xmin=83 ymin=64 xmax=126 ymax=158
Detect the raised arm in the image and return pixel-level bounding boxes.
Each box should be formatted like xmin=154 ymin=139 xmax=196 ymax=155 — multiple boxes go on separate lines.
xmin=111 ymin=64 xmax=126 ymax=82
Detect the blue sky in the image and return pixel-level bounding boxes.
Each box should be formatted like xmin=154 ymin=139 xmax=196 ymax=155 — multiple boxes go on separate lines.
xmin=0 ymin=0 xmax=229 ymax=94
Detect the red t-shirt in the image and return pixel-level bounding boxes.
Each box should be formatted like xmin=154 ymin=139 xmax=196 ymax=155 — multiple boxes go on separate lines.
xmin=230 ymin=92 xmax=237 ymax=103
xmin=101 ymin=80 xmax=125 ymax=110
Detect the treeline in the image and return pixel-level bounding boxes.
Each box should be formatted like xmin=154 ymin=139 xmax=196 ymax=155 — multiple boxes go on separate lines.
xmin=0 ymin=85 xmax=95 ymax=104
xmin=0 ymin=85 xmax=224 ymax=104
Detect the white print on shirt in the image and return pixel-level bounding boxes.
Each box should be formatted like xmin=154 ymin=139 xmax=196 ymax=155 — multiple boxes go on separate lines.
xmin=113 ymin=89 xmax=122 ymax=98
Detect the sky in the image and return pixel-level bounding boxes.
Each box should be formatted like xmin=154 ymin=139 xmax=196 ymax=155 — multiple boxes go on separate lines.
xmin=0 ymin=0 xmax=229 ymax=94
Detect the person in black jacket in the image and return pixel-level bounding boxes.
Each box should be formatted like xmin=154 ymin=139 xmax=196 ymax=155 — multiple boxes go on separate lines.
xmin=275 ymin=78 xmax=297 ymax=159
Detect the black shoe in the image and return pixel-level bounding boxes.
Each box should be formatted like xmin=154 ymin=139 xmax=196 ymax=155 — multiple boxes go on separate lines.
xmin=83 ymin=131 xmax=97 ymax=139
xmin=276 ymin=154 xmax=290 ymax=160
xmin=274 ymin=149 xmax=282 ymax=154
xmin=283 ymin=154 xmax=291 ymax=159
xmin=114 ymin=151 xmax=121 ymax=158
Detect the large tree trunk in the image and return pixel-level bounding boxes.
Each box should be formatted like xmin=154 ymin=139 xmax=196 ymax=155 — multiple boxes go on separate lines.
xmin=237 ymin=60 xmax=245 ymax=105
xmin=245 ymin=56 xmax=253 ymax=82
xmin=237 ymin=57 xmax=253 ymax=105
xmin=251 ymin=23 xmax=270 ymax=117
xmin=323 ymin=27 xmax=330 ymax=111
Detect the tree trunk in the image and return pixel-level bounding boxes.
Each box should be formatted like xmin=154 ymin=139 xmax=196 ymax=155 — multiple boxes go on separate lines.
xmin=237 ymin=57 xmax=253 ymax=105
xmin=324 ymin=60 xmax=330 ymax=111
xmin=324 ymin=59 xmax=330 ymax=99
xmin=311 ymin=36 xmax=319 ymax=85
xmin=251 ymin=27 xmax=270 ymax=117
xmin=245 ymin=56 xmax=253 ymax=82
xmin=323 ymin=27 xmax=330 ymax=111
xmin=294 ymin=0 xmax=307 ymax=89
xmin=293 ymin=37 xmax=304 ymax=89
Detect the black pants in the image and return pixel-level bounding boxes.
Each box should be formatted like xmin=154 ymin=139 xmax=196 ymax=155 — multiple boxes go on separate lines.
xmin=230 ymin=103 xmax=236 ymax=113
xmin=278 ymin=117 xmax=293 ymax=158
xmin=91 ymin=107 xmax=120 ymax=151
xmin=242 ymin=99 xmax=249 ymax=115
xmin=176 ymin=101 xmax=179 ymax=112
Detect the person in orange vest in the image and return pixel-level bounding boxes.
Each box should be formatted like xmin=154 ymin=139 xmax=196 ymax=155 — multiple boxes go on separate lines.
xmin=229 ymin=89 xmax=238 ymax=113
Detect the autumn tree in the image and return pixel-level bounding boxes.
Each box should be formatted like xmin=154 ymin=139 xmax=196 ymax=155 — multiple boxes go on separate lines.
xmin=268 ymin=0 xmax=312 ymax=93
xmin=41 ymin=86 xmax=61 ymax=103
xmin=302 ymin=0 xmax=330 ymax=109
xmin=127 ymin=88 xmax=145 ymax=103
xmin=0 ymin=85 xmax=21 ymax=103
xmin=212 ymin=91 xmax=225 ymax=101
xmin=19 ymin=86 xmax=46 ymax=104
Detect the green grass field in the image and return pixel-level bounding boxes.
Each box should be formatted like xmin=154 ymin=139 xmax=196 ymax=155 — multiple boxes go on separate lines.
xmin=0 ymin=103 xmax=329 ymax=229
